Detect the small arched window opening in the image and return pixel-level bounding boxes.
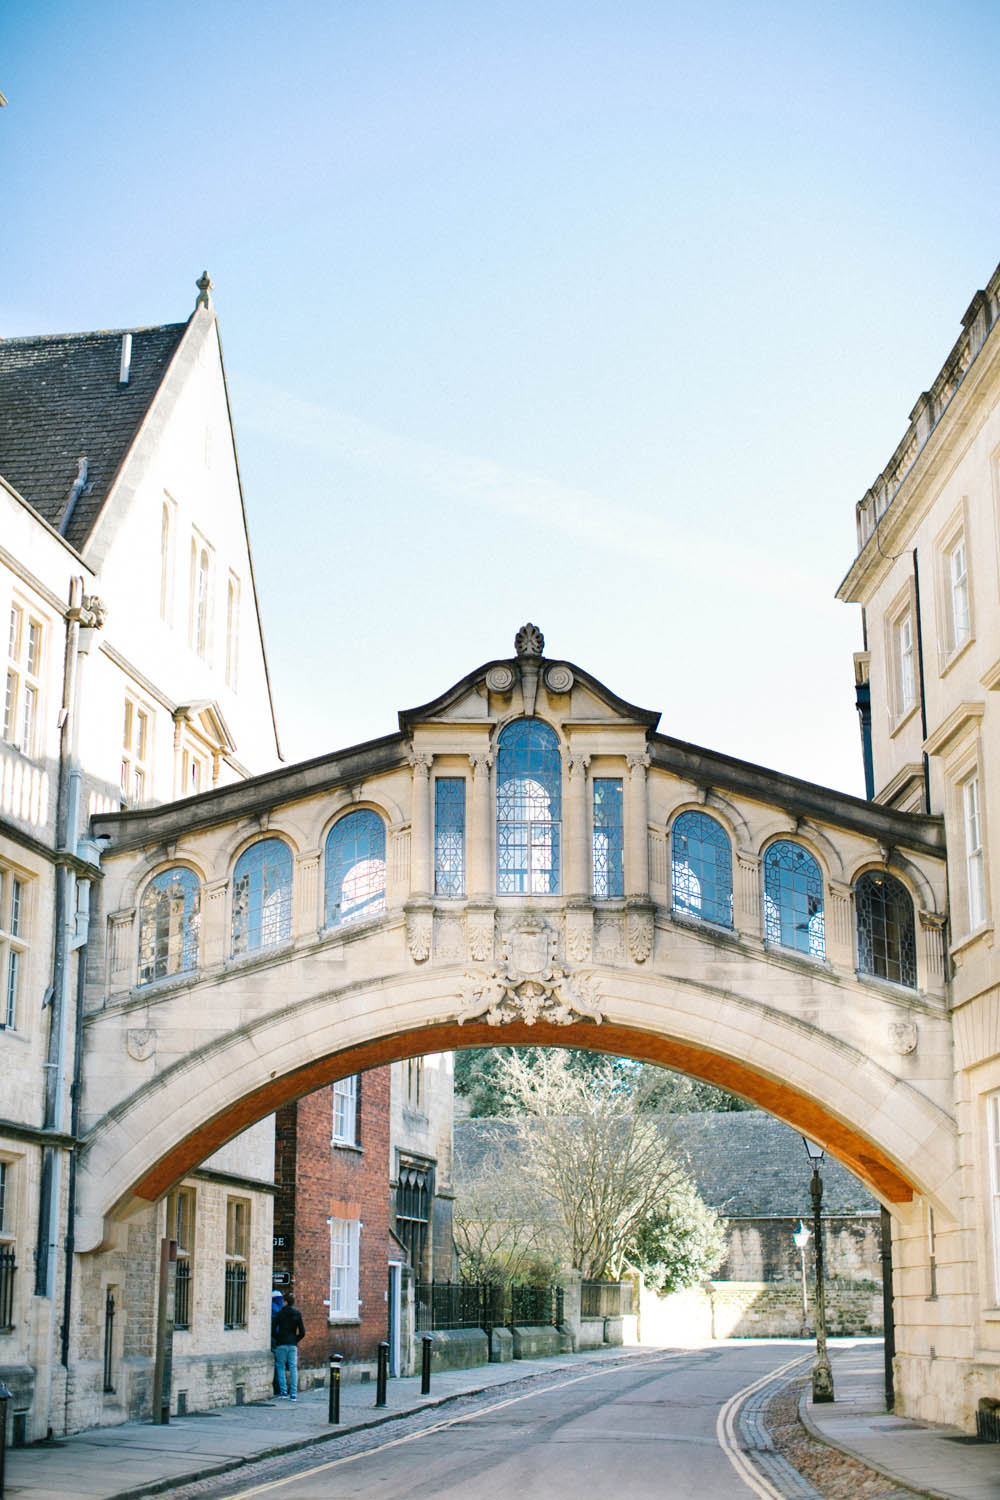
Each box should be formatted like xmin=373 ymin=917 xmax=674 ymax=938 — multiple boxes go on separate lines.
xmin=139 ymin=867 xmax=201 ymax=984
xmin=671 ymin=811 xmax=733 ymax=927
xmin=325 ymin=810 xmax=387 ymax=927
xmin=232 ymin=838 xmax=293 ymax=956
xmin=856 ymin=870 xmax=917 ymax=988
xmin=496 ymin=718 xmax=561 ymax=895
xmin=159 ymin=503 xmax=172 ymax=622
xmin=763 ymin=841 xmax=825 ymax=958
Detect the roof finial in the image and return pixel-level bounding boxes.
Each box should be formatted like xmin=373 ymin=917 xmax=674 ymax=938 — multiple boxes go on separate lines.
xmin=515 ymin=623 xmax=544 ymax=658
xmin=195 ymin=270 xmax=214 ymax=310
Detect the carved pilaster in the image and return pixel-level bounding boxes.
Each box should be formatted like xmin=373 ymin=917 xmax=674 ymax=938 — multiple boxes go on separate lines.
xmin=202 ymin=879 xmax=229 ymax=966
xmin=409 ymin=752 xmax=433 ymax=898
xmin=919 ymin=910 xmax=947 ymax=991
xmin=648 ymin=829 xmax=667 ymax=894
xmin=390 ymin=828 xmax=410 ymax=899
xmin=826 ymin=880 xmax=853 ymax=966
xmin=565 ymin=752 xmax=591 ymax=900
xmin=468 ymin=752 xmax=494 ymax=899
xmin=291 ymin=852 xmax=318 ymax=939
xmin=625 ymin=753 xmax=650 ymax=900
xmin=109 ymin=908 xmax=135 ymax=986
xmin=735 ymin=850 xmax=761 ymax=935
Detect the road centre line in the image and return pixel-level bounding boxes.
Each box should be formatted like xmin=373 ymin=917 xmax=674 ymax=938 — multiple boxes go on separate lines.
xmin=221 ymin=1352 xmax=693 ymax=1499
xmin=716 ymin=1354 xmax=812 ymax=1500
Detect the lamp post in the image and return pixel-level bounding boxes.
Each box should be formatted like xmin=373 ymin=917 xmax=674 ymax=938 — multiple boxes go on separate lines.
xmin=792 ymin=1218 xmax=810 ymax=1336
xmin=802 ymin=1137 xmax=834 ymax=1403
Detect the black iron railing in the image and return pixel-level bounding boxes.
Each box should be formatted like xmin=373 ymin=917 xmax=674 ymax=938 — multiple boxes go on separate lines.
xmin=174 ymin=1258 xmax=191 ymax=1330
xmin=415 ymin=1281 xmax=563 ymax=1334
xmin=510 ymin=1282 xmax=563 ymax=1328
xmin=0 ymin=1248 xmax=15 ymax=1330
xmin=224 ymin=1263 xmax=247 ymax=1329
xmin=581 ymin=1281 xmax=632 ymax=1319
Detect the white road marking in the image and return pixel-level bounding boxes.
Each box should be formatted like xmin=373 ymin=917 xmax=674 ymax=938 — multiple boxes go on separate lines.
xmin=715 ymin=1354 xmax=811 ymax=1500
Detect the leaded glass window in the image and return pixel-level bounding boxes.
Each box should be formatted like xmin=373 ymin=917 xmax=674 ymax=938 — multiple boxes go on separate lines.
xmin=231 ymin=839 xmax=292 ymax=957
xmin=325 ymin=810 xmax=386 ymax=927
xmin=496 ymin=719 xmax=561 ymax=895
xmin=593 ymin=778 xmax=624 ymax=898
xmin=671 ymin=811 xmax=733 ymax=927
xmin=856 ymin=871 xmax=916 ymax=988
xmin=763 ymin=841 xmax=825 ymax=958
xmin=139 ymin=867 xmax=201 ymax=984
xmin=434 ymin=778 xmax=466 ymax=897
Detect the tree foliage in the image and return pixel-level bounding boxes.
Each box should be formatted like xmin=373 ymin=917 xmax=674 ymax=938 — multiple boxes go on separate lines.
xmin=454 ymin=1045 xmax=750 ymax=1118
xmin=460 ymin=1049 xmax=724 ymax=1287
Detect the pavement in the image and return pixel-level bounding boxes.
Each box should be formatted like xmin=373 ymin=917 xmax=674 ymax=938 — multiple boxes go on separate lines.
xmin=3 ymin=1338 xmax=999 ymax=1500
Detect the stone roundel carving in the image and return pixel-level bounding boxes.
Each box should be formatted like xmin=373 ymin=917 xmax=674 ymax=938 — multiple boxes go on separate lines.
xmin=485 ymin=663 xmax=516 ymax=693
xmin=544 ymin=663 xmax=574 ymax=694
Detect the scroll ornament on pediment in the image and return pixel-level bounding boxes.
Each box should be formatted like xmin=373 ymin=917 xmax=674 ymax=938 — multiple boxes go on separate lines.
xmin=458 ymin=914 xmax=603 ymax=1027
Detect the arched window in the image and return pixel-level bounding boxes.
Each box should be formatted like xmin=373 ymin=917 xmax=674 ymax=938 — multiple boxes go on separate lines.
xmin=139 ymin=867 xmax=200 ymax=984
xmin=496 ymin=718 xmax=561 ymax=894
xmin=325 ymin=810 xmax=387 ymax=927
xmin=763 ymin=841 xmax=825 ymax=958
xmin=671 ymin=811 xmax=733 ymax=927
xmin=232 ymin=838 xmax=292 ymax=957
xmin=856 ymin=871 xmax=917 ymax=988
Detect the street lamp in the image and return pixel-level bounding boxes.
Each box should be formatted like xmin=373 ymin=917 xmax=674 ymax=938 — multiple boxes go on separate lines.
xmin=792 ymin=1218 xmax=810 ymax=1336
xmin=802 ymin=1137 xmax=834 ymax=1403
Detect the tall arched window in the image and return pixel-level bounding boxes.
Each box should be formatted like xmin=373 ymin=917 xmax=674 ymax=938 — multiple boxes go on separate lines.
xmin=325 ymin=810 xmax=387 ymax=927
xmin=159 ymin=503 xmax=172 ymax=622
xmin=195 ymin=547 xmax=210 ymax=658
xmin=496 ymin=718 xmax=562 ymax=894
xmin=139 ymin=867 xmax=200 ymax=984
xmin=232 ymin=838 xmax=293 ymax=957
xmin=763 ymin=841 xmax=825 ymax=958
xmin=856 ymin=871 xmax=917 ymax=988
xmin=671 ymin=811 xmax=733 ymax=927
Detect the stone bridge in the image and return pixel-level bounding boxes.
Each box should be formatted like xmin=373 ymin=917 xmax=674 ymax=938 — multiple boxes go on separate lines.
xmin=81 ymin=630 xmax=953 ymax=1266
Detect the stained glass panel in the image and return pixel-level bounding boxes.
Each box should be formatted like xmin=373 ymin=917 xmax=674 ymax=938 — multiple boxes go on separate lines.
xmin=671 ymin=811 xmax=733 ymax=927
xmin=434 ymin=778 xmax=466 ymax=896
xmin=593 ymin=778 xmax=624 ymax=898
xmin=856 ymin=871 xmax=916 ymax=988
xmin=231 ymin=839 xmax=293 ymax=956
xmin=496 ymin=719 xmax=561 ymax=895
xmin=763 ymin=841 xmax=825 ymax=958
xmin=325 ymin=810 xmax=386 ymax=927
xmin=139 ymin=866 xmax=201 ymax=984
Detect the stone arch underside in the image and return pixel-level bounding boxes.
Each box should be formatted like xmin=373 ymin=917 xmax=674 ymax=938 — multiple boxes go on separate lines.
xmin=76 ymin=968 xmax=959 ymax=1251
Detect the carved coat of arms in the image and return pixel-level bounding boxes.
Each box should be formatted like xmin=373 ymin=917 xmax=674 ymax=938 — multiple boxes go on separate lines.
xmin=458 ymin=915 xmax=603 ymax=1027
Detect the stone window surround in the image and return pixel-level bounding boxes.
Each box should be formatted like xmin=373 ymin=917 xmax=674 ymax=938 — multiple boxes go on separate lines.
xmin=884 ymin=577 xmax=921 ymax=734
xmin=934 ymin=499 xmax=975 ymax=671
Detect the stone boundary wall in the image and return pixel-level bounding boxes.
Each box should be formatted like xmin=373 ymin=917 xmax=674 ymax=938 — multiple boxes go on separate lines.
xmin=640 ymin=1279 xmax=883 ymax=1344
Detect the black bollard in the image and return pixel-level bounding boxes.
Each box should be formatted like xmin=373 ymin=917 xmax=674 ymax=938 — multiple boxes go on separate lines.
xmin=420 ymin=1335 xmax=433 ymax=1395
xmin=376 ymin=1341 xmax=389 ymax=1407
xmin=0 ymin=1381 xmax=11 ymax=1500
xmin=328 ymin=1355 xmax=342 ymax=1425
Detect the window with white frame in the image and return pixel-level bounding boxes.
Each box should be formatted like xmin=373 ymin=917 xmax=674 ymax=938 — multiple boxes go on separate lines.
xmin=189 ymin=538 xmax=213 ymax=659
xmin=989 ymin=1092 xmax=1000 ymax=1304
xmin=332 ymin=1075 xmax=358 ymax=1146
xmin=962 ymin=771 xmax=987 ymax=929
xmin=895 ymin=608 xmax=916 ymax=716
xmin=225 ymin=574 xmax=240 ymax=690
xmin=1 ymin=865 xmax=27 ymax=1031
xmin=328 ymin=1217 xmax=360 ymax=1318
xmin=948 ymin=534 xmax=971 ymax=652
xmin=121 ymin=697 xmax=152 ymax=808
xmin=4 ymin=603 xmax=44 ymax=757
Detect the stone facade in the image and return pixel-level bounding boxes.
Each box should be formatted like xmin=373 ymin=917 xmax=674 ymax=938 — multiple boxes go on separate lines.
xmin=838 ymin=257 xmax=1000 ymax=1429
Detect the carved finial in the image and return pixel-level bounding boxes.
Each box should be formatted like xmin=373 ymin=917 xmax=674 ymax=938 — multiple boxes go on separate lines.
xmin=195 ymin=270 xmax=214 ymax=310
xmin=515 ymin=623 xmax=544 ymax=658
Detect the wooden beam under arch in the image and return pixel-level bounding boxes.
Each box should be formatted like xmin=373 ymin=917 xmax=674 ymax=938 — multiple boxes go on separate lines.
xmin=130 ymin=1019 xmax=916 ymax=1206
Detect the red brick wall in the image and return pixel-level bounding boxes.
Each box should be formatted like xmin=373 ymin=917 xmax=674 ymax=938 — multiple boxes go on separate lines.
xmin=279 ymin=1067 xmax=391 ymax=1369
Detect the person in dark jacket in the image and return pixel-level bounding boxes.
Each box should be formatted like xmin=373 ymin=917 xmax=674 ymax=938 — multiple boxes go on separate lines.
xmin=271 ymin=1292 xmax=305 ymax=1399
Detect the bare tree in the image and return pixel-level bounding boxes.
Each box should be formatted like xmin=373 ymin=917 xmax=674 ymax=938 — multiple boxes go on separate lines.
xmin=494 ymin=1050 xmax=698 ymax=1280
xmin=452 ymin=1130 xmax=563 ymax=1286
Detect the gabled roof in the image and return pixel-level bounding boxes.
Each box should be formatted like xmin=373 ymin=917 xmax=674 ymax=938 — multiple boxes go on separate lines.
xmin=0 ymin=321 xmax=188 ymax=551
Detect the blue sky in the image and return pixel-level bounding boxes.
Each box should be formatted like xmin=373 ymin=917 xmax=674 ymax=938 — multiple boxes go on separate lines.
xmin=3 ymin=1 xmax=999 ymax=789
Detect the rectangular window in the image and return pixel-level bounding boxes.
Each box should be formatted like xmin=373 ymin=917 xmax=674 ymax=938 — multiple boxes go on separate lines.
xmin=949 ymin=537 xmax=971 ymax=649
xmin=896 ymin=610 xmax=915 ymax=715
xmin=189 ymin=537 xmax=213 ymax=660
xmin=225 ymin=575 xmax=240 ymax=690
xmin=329 ymin=1217 xmax=360 ymax=1318
xmin=1 ymin=870 xmax=27 ymax=1032
xmin=121 ymin=698 xmax=152 ymax=808
xmin=434 ymin=778 xmax=466 ymax=896
xmin=4 ymin=603 xmax=43 ymax=756
xmin=332 ymin=1075 xmax=358 ymax=1145
xmin=989 ymin=1093 xmax=1000 ymax=1304
xmin=963 ymin=773 xmax=986 ymax=929
xmin=406 ymin=1057 xmax=424 ymax=1109
xmin=395 ymin=1162 xmax=431 ymax=1274
xmin=592 ymin=778 xmax=624 ymax=898
xmin=0 ymin=1160 xmax=15 ymax=1331
xmin=173 ymin=1188 xmax=194 ymax=1330
xmin=224 ymin=1197 xmax=249 ymax=1329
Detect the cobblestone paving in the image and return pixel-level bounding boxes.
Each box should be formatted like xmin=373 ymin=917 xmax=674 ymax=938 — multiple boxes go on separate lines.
xmin=761 ymin=1379 xmax=917 ymax=1500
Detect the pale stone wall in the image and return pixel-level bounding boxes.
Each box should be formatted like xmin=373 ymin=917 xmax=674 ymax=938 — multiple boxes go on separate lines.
xmin=639 ymin=1279 xmax=883 ymax=1345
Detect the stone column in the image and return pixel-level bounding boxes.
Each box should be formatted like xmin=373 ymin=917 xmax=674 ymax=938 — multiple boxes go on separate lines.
xmin=734 ymin=850 xmax=762 ymax=940
xmin=409 ymin=753 xmax=433 ymax=899
xmin=564 ymin=753 xmax=591 ymax=900
xmin=201 ymin=880 xmax=229 ymax=966
xmin=467 ymin=753 xmax=493 ymax=900
xmin=625 ymin=754 xmax=651 ymax=900
xmin=919 ymin=910 xmax=947 ymax=994
xmin=293 ymin=852 xmax=320 ymax=939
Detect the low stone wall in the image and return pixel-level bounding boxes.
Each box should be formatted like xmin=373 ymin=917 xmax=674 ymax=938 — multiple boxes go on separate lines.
xmin=577 ymin=1317 xmax=607 ymax=1350
xmin=427 ymin=1328 xmax=490 ymax=1371
xmin=490 ymin=1327 xmax=515 ymax=1362
xmin=512 ymin=1325 xmax=562 ymax=1359
xmin=639 ymin=1280 xmax=883 ymax=1344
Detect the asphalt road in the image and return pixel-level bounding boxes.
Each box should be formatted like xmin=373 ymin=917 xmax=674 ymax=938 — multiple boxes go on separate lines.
xmin=174 ymin=1344 xmax=808 ymax=1500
